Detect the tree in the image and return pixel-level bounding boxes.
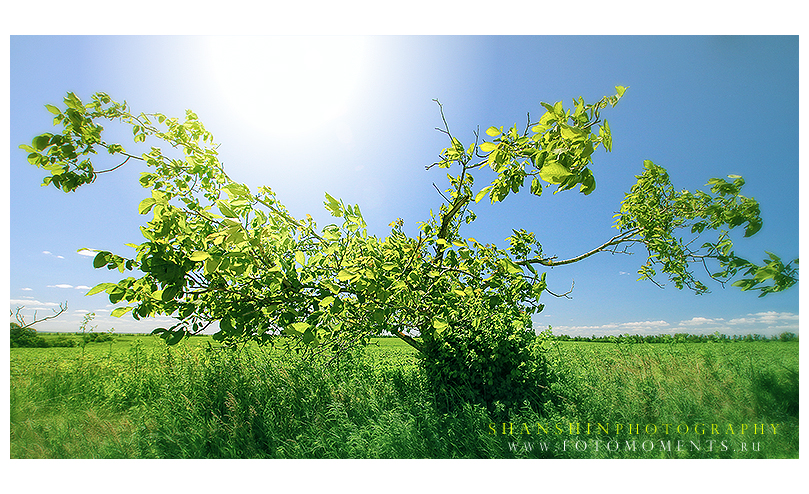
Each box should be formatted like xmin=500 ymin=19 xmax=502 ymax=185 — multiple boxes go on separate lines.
xmin=20 ymin=89 xmax=797 ymax=404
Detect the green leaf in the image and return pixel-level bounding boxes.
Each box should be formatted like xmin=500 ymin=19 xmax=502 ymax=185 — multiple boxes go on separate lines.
xmin=166 ymin=331 xmax=185 ymax=345
xmin=161 ymin=285 xmax=181 ymax=302
xmin=204 ymin=256 xmax=221 ymax=276
xmin=138 ymin=197 xmax=157 ymax=215
xmin=219 ymin=317 xmax=234 ymax=334
xmin=302 ymin=327 xmax=317 ymax=345
xmin=601 ymin=120 xmax=612 ymax=152
xmin=474 ymin=186 xmax=492 ymax=203
xmin=108 ymin=286 xmax=127 ymax=304
xmin=217 ymin=200 xmax=237 ymax=218
xmin=371 ymin=308 xmax=386 ymax=324
xmin=502 ymin=259 xmax=522 ymax=274
xmin=485 ymin=126 xmax=501 ymax=137
xmin=744 ymin=219 xmax=762 ymax=237
xmin=139 ymin=173 xmax=157 ymax=188
xmin=33 ymin=134 xmax=52 ymax=151
xmin=63 ymin=92 xmax=83 ymax=111
xmin=93 ymin=252 xmax=110 ymax=268
xmin=324 ymin=192 xmax=342 ymax=217
xmin=189 ymin=251 xmax=211 ymax=262
xmin=44 ymin=164 xmax=66 ymax=175
xmin=44 ymin=104 xmax=61 ymax=115
xmin=285 ymin=321 xmax=310 ymax=336
xmin=86 ymin=282 xmax=116 ymax=296
xmin=295 ymin=250 xmax=306 ymax=266
xmin=539 ymin=161 xmax=573 ymax=184
xmin=479 ymin=142 xmax=497 ymax=153
xmin=321 ymin=279 xmax=340 ymax=294
xmin=111 ymin=306 xmax=132 ymax=317
xmin=530 ymin=177 xmax=542 ymax=196
xmin=337 ymin=269 xmax=355 ymax=281
xmin=432 ymin=317 xmax=448 ymax=333
xmin=560 ymin=124 xmax=585 ymax=141
xmin=579 ymin=169 xmax=596 ymax=195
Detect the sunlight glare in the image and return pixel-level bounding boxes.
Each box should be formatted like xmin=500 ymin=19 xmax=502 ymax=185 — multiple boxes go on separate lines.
xmin=205 ymin=36 xmax=368 ymax=138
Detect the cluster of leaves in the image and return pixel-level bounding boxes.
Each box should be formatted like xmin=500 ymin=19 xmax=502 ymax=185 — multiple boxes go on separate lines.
xmin=22 ymin=88 xmax=797 ymax=406
xmin=614 ymin=160 xmax=798 ymax=295
xmin=470 ymin=88 xmax=626 ymax=203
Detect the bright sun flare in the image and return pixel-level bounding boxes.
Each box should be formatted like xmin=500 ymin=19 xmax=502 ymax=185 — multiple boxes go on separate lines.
xmin=205 ymin=36 xmax=368 ymax=137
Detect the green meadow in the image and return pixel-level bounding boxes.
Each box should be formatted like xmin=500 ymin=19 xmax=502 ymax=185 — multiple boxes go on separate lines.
xmin=10 ymin=333 xmax=798 ymax=458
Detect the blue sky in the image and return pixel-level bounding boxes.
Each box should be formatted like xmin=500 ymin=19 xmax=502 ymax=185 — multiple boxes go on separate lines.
xmin=8 ymin=35 xmax=800 ymax=336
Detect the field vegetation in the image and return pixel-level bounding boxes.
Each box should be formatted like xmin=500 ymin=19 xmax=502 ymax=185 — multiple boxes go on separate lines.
xmin=10 ymin=332 xmax=798 ymax=459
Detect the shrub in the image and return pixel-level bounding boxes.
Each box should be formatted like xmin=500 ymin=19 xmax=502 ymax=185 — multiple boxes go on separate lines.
xmin=93 ymin=332 xmax=115 ymax=343
xmin=51 ymin=335 xmax=77 ymax=347
xmin=10 ymin=323 xmax=48 ymax=348
xmin=419 ymin=311 xmax=550 ymax=411
xmin=78 ymin=332 xmax=115 ymax=344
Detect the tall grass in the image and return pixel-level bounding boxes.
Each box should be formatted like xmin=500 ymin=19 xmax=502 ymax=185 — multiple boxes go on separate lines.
xmin=10 ymin=336 xmax=799 ymax=458
xmin=540 ymin=341 xmax=799 ymax=458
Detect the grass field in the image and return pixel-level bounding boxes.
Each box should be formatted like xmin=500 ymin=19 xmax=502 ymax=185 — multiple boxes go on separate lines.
xmin=9 ymin=333 xmax=798 ymax=458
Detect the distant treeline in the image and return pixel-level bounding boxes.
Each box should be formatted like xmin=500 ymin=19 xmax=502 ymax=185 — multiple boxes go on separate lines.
xmin=10 ymin=323 xmax=114 ymax=348
xmin=11 ymin=324 xmax=799 ymax=348
xmin=369 ymin=330 xmax=799 ymax=343
xmin=550 ymin=331 xmax=798 ymax=343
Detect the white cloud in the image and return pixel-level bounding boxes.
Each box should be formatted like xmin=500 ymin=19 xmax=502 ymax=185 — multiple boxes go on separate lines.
xmin=728 ymin=317 xmax=754 ymax=325
xmin=679 ymin=316 xmax=724 ymax=326
xmin=10 ymin=299 xmax=62 ymax=310
xmin=42 ymin=251 xmax=64 ymax=259
xmin=21 ymin=287 xmax=32 ymax=291
xmin=550 ymin=320 xmax=671 ymax=336
xmin=752 ymin=311 xmax=798 ymax=321
xmin=75 ymin=285 xmax=91 ymax=290
xmin=728 ymin=311 xmax=798 ymax=326
xmin=47 ymin=284 xmax=74 ymax=289
xmin=77 ymin=249 xmax=97 ymax=257
xmin=622 ymin=320 xmax=669 ymax=328
xmin=550 ymin=311 xmax=798 ymax=338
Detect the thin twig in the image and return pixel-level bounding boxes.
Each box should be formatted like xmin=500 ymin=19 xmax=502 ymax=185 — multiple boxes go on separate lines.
xmin=545 ymin=280 xmax=574 ymax=299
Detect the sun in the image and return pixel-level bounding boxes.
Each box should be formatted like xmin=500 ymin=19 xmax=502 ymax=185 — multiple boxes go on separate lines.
xmin=204 ymin=36 xmax=368 ymax=138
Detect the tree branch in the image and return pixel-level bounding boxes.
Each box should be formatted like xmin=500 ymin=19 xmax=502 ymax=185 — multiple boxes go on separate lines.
xmin=518 ymin=229 xmax=641 ymax=267
xmin=12 ymin=302 xmax=68 ymax=329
